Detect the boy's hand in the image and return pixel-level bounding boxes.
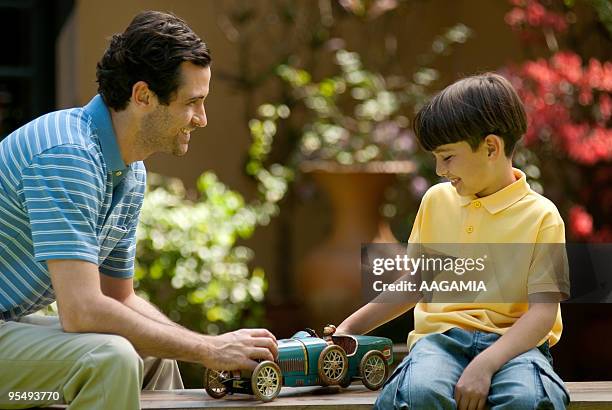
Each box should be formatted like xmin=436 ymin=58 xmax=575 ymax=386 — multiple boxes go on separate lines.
xmin=454 ymin=357 xmax=495 ymax=410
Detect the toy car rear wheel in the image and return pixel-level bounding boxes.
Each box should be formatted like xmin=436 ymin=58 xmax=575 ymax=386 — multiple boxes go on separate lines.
xmin=203 ymin=368 xmax=230 ymax=399
xmin=318 ymin=345 xmax=348 ymax=385
xmin=360 ymin=350 xmax=388 ymax=390
xmin=339 ymin=375 xmax=352 ymax=388
xmin=251 ymin=361 xmax=282 ymax=402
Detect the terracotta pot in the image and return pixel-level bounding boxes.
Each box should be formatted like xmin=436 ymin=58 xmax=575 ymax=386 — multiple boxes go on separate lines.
xmin=296 ymin=161 xmax=414 ymax=331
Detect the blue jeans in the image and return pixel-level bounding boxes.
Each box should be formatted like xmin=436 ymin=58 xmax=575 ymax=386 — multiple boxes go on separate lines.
xmin=374 ymin=328 xmax=570 ymax=409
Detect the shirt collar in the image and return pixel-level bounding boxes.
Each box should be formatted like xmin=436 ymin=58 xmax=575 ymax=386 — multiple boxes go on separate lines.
xmin=459 ymin=168 xmax=530 ymax=214
xmin=83 ymin=94 xmax=127 ymax=173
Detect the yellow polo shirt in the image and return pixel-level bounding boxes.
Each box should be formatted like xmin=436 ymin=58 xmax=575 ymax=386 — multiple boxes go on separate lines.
xmin=407 ymin=168 xmax=570 ymax=349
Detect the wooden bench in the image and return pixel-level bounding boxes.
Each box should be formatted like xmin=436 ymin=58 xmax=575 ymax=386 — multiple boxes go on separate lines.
xmin=136 ymin=383 xmax=612 ymax=409
xmin=36 ymin=347 xmax=612 ymax=409
xmin=39 ymin=382 xmax=612 ymax=409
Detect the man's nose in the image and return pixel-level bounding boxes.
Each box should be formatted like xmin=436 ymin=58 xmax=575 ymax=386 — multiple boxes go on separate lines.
xmin=193 ymin=106 xmax=207 ymax=128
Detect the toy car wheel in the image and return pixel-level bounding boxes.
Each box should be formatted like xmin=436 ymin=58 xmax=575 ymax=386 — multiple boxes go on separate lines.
xmin=318 ymin=345 xmax=348 ymax=385
xmin=203 ymin=368 xmax=230 ymax=399
xmin=360 ymin=350 xmax=388 ymax=390
xmin=251 ymin=361 xmax=282 ymax=402
xmin=339 ymin=375 xmax=352 ymax=388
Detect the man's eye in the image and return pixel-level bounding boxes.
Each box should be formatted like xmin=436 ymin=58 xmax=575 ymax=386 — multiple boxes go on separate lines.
xmin=443 ymin=155 xmax=453 ymax=161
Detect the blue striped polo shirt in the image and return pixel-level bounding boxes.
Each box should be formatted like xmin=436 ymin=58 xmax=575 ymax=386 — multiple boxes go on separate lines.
xmin=0 ymin=95 xmax=146 ymax=320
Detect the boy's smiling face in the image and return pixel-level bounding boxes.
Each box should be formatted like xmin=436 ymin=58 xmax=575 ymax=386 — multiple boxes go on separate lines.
xmin=432 ymin=137 xmax=506 ymax=198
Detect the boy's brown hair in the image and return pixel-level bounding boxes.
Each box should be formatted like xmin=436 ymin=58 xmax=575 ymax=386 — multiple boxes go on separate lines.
xmin=413 ymin=73 xmax=527 ymax=156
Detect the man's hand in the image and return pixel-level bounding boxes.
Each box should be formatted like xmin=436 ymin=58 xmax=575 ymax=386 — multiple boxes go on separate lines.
xmin=204 ymin=329 xmax=278 ymax=371
xmin=454 ymin=357 xmax=495 ymax=410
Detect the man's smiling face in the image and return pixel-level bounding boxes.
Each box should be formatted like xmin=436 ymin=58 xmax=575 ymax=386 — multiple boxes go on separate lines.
xmin=141 ymin=62 xmax=210 ymax=157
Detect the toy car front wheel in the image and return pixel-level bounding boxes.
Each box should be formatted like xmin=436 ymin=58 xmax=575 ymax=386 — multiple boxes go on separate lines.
xmin=318 ymin=345 xmax=348 ymax=385
xmin=251 ymin=361 xmax=282 ymax=402
xmin=203 ymin=368 xmax=230 ymax=399
xmin=359 ymin=350 xmax=388 ymax=390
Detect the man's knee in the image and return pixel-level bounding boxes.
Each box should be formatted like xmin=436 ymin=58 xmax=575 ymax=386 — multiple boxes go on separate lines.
xmin=58 ymin=335 xmax=143 ymax=409
xmin=92 ymin=334 xmax=143 ymax=379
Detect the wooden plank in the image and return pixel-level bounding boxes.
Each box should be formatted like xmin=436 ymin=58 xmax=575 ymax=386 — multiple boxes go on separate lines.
xmin=565 ymin=382 xmax=612 ymax=409
xmin=137 ymin=383 xmax=612 ymax=410
xmin=140 ymin=386 xmax=376 ymax=409
xmin=36 ymin=382 xmax=612 ymax=409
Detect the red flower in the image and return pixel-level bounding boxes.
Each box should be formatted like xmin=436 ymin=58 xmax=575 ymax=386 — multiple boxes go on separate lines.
xmin=552 ymin=52 xmax=582 ymax=84
xmin=569 ymin=206 xmax=594 ymax=238
xmin=506 ymin=51 xmax=612 ymax=165
xmin=599 ymin=94 xmax=611 ymax=121
xmin=505 ymin=7 xmax=526 ymax=27
xmin=504 ymin=0 xmax=568 ymax=37
xmin=526 ymin=2 xmax=546 ymax=26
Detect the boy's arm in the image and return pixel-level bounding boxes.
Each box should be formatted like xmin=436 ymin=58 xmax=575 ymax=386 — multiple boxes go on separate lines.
xmin=336 ymin=299 xmax=417 ymax=335
xmin=453 ymin=293 xmax=560 ymax=410
xmin=337 ymin=247 xmax=423 ymax=335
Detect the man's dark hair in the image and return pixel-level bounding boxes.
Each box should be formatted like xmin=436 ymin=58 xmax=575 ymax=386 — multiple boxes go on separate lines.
xmin=96 ymin=10 xmax=211 ymax=111
xmin=412 ymin=73 xmax=527 ymax=157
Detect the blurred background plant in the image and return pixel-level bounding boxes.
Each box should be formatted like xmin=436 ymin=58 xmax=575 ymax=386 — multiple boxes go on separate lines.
xmin=503 ymin=0 xmax=611 ymax=242
xmin=211 ymin=2 xmax=479 ymax=316
xmin=245 ymin=23 xmax=472 ymax=241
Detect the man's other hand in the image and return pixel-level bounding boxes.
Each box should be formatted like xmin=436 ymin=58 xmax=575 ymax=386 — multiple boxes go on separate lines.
xmin=204 ymin=328 xmax=278 ymax=371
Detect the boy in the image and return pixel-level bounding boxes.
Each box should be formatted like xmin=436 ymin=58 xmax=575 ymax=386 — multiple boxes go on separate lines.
xmin=336 ymin=73 xmax=570 ymax=409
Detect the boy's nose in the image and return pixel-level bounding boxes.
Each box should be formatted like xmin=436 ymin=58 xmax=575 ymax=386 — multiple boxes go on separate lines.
xmin=435 ymin=160 xmax=446 ymax=177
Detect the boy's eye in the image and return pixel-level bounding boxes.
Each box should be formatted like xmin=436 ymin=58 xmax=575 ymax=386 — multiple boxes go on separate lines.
xmin=443 ymin=155 xmax=453 ymax=161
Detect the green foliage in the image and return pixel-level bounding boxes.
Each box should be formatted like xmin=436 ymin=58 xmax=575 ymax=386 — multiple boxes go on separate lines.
xmin=590 ymin=0 xmax=612 ymax=37
xmin=241 ymin=24 xmax=473 ymax=242
xmin=135 ymin=168 xmax=290 ymax=334
xmin=251 ymin=24 xmax=472 ymax=168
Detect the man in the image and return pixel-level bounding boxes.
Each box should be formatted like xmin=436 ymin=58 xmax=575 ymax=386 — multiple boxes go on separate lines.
xmin=0 ymin=10 xmax=277 ymax=410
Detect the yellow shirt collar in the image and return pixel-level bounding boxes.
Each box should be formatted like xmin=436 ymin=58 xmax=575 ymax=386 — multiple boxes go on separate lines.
xmin=458 ymin=168 xmax=530 ymax=214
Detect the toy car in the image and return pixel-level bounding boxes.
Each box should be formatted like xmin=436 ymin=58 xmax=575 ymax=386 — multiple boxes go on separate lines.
xmin=203 ymin=326 xmax=393 ymax=401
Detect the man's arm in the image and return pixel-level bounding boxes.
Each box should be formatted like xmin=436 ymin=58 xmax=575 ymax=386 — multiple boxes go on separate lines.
xmin=49 ymin=259 xmax=277 ymax=371
xmin=453 ymin=293 xmax=560 ymax=410
xmin=100 ymin=274 xmax=181 ymax=327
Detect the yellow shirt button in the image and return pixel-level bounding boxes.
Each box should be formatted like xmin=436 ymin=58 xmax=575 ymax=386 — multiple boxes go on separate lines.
xmin=115 ymin=171 xmax=123 ymax=177
xmin=466 ymin=226 xmax=474 ymax=234
xmin=474 ymin=201 xmax=482 ymax=208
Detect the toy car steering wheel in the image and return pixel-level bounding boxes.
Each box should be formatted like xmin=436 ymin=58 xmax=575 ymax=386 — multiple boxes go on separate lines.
xmin=304 ymin=328 xmax=319 ymax=338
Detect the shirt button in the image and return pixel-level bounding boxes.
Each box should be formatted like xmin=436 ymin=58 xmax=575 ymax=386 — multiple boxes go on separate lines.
xmin=474 ymin=201 xmax=482 ymax=208
xmin=115 ymin=171 xmax=123 ymax=177
xmin=466 ymin=226 xmax=474 ymax=234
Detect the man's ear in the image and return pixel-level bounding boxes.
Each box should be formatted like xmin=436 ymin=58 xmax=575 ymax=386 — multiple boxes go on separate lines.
xmin=131 ymin=81 xmax=154 ymax=109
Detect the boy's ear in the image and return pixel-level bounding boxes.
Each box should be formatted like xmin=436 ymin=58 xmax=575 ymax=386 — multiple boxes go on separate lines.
xmin=484 ymin=134 xmax=503 ymax=158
